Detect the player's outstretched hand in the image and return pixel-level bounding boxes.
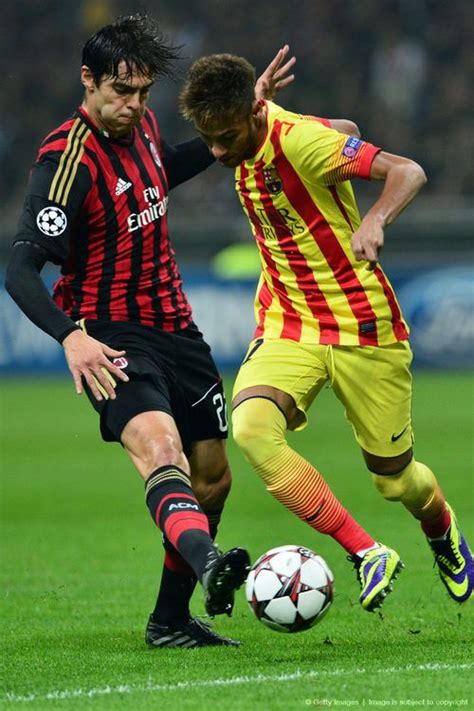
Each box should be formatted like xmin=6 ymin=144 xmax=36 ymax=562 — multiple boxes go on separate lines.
xmin=62 ymin=329 xmax=129 ymax=401
xmin=351 ymin=217 xmax=385 ymax=271
xmin=255 ymin=45 xmax=296 ymax=101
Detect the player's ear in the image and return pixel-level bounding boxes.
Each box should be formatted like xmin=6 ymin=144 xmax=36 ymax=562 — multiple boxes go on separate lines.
xmin=81 ymin=66 xmax=96 ymax=92
xmin=252 ymin=99 xmax=263 ymax=115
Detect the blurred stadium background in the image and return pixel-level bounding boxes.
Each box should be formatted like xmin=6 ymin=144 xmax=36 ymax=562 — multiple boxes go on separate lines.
xmin=1 ymin=0 xmax=473 ymax=372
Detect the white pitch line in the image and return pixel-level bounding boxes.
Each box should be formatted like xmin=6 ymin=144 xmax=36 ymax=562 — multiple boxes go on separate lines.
xmin=3 ymin=662 xmax=472 ymax=704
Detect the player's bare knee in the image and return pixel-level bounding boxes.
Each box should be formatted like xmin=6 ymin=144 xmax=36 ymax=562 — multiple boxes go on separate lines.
xmin=125 ymin=431 xmax=189 ymax=479
xmin=150 ymin=434 xmax=186 ymax=468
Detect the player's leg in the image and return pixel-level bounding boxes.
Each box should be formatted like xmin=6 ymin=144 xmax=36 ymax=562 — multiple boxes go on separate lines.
xmin=121 ymin=410 xmax=222 ymax=588
xmin=122 ymin=410 xmax=247 ymax=600
xmin=336 ymin=340 xmax=473 ymax=604
xmin=233 ymin=388 xmax=378 ymax=553
xmin=145 ymin=329 xmax=248 ymax=646
xmin=121 ymin=411 xmax=244 ymax=647
xmin=189 ymin=438 xmax=245 ymax=618
xmin=232 ymin=339 xmax=382 ymax=587
xmin=147 ymin=438 xmax=232 ymax=633
xmin=173 ymin=328 xmax=250 ymax=616
xmin=364 ymin=449 xmax=473 ymax=603
xmin=80 ymin=320 xmax=246 ymax=645
xmin=190 ymin=439 xmax=231 ymax=553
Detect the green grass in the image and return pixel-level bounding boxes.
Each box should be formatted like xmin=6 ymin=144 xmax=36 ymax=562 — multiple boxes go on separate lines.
xmin=1 ymin=372 xmax=473 ymax=709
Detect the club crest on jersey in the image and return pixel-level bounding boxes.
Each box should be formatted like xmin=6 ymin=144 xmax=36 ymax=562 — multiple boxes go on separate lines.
xmin=342 ymin=136 xmax=362 ymax=159
xmin=112 ymin=357 xmax=128 ymax=369
xmin=263 ymin=164 xmax=282 ymax=195
xmin=149 ymin=141 xmax=162 ymax=169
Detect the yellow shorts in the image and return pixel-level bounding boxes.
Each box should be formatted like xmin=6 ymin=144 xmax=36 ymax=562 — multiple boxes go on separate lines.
xmin=232 ymin=338 xmax=414 ymax=457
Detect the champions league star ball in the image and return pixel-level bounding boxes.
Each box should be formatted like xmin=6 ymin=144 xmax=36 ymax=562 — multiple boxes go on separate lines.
xmin=245 ymin=545 xmax=334 ymax=633
xmin=36 ymin=206 xmax=67 ymax=237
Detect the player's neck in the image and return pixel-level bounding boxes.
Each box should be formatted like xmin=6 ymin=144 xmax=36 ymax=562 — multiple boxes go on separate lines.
xmin=80 ymin=101 xmax=132 ymax=140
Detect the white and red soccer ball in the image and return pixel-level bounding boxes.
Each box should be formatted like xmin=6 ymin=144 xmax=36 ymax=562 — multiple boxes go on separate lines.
xmin=245 ymin=545 xmax=334 ymax=633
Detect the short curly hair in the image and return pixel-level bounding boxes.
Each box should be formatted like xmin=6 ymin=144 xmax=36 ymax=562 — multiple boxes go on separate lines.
xmin=180 ymin=54 xmax=256 ymax=127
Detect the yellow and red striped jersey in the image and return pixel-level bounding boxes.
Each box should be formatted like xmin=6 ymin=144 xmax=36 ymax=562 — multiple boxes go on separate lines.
xmin=235 ymin=101 xmax=408 ymax=346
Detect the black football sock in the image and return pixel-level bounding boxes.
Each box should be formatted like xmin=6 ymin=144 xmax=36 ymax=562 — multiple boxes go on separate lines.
xmin=145 ymin=465 xmax=217 ymax=581
xmin=151 ymin=539 xmax=197 ymax=625
xmin=151 ymin=507 xmax=225 ymax=625
xmin=205 ymin=506 xmax=224 ymax=542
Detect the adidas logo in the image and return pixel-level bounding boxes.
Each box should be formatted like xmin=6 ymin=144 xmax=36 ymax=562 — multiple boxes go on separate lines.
xmin=115 ymin=177 xmax=132 ymax=196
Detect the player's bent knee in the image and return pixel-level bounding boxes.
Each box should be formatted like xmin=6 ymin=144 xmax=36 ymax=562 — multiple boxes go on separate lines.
xmin=232 ymin=397 xmax=287 ymax=469
xmin=122 ymin=417 xmax=189 ymax=478
xmin=372 ymin=458 xmax=437 ymax=506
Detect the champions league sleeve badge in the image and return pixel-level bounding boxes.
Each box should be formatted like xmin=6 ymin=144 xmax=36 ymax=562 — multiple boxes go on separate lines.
xmin=342 ymin=136 xmax=362 ymax=159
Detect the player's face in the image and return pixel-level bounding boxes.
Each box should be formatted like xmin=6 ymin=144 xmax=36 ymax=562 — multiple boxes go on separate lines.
xmin=81 ymin=61 xmax=154 ymax=138
xmin=195 ymin=108 xmax=265 ymax=169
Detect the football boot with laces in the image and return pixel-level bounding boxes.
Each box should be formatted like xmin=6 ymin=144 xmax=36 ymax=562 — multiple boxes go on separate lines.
xmin=145 ymin=615 xmax=240 ymax=648
xmin=202 ymin=547 xmax=250 ymax=617
xmin=427 ymin=503 xmax=473 ymax=603
xmin=349 ymin=544 xmax=404 ymax=611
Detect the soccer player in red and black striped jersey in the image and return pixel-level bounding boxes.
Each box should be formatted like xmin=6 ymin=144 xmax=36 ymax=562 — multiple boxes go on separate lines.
xmin=180 ymin=54 xmax=473 ymax=610
xmin=5 ymin=18 xmax=298 ymax=648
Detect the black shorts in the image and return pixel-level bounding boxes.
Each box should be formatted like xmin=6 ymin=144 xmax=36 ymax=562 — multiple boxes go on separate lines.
xmin=81 ymin=319 xmax=228 ymax=456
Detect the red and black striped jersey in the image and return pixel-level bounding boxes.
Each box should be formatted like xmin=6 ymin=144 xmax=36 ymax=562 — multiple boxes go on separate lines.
xmin=14 ymin=107 xmax=193 ymax=331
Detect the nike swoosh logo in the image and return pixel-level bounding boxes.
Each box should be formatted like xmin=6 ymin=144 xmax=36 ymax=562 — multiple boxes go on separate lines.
xmin=391 ymin=425 xmax=409 ymax=442
xmin=306 ymin=500 xmax=325 ymax=523
xmin=440 ymin=570 xmax=470 ymax=598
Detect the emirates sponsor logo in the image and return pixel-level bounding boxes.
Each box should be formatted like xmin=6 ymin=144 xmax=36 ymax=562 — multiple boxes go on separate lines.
xmin=127 ymin=186 xmax=168 ymax=232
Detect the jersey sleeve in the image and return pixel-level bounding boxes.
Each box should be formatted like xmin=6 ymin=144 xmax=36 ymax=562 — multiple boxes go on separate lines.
xmin=284 ymin=121 xmax=380 ymax=186
xmin=13 ymin=152 xmax=92 ymax=264
xmin=161 ymin=138 xmax=215 ymax=189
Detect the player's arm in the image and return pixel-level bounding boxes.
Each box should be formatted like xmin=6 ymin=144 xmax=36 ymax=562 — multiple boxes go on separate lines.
xmin=292 ymin=125 xmax=425 ymax=270
xmin=5 ymin=158 xmax=129 ymax=400
xmin=351 ymin=151 xmax=427 ymax=269
xmin=161 ymin=138 xmax=215 ymax=189
xmin=6 ymin=241 xmax=81 ymax=343
xmin=5 ymin=244 xmax=129 ymax=401
xmin=328 ymin=119 xmax=360 ymax=137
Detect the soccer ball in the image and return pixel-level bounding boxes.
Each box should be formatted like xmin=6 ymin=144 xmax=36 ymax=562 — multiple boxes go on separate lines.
xmin=245 ymin=545 xmax=334 ymax=633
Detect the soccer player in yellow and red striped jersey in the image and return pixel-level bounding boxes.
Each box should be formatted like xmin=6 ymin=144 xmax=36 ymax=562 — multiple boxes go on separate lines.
xmin=181 ymin=53 xmax=474 ymax=610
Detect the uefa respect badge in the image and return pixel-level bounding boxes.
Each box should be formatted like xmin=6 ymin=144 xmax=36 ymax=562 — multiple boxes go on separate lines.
xmin=342 ymin=136 xmax=362 ymax=159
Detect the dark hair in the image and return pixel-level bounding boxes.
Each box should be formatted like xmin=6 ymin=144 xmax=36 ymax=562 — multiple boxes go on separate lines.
xmin=82 ymin=14 xmax=181 ymax=85
xmin=180 ymin=54 xmax=256 ymax=127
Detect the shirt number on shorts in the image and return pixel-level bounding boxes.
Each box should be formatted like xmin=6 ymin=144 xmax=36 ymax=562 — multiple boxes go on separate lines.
xmin=213 ymin=393 xmax=228 ymax=433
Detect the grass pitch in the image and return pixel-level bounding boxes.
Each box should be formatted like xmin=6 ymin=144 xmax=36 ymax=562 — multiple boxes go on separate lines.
xmin=1 ymin=372 xmax=473 ymax=709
